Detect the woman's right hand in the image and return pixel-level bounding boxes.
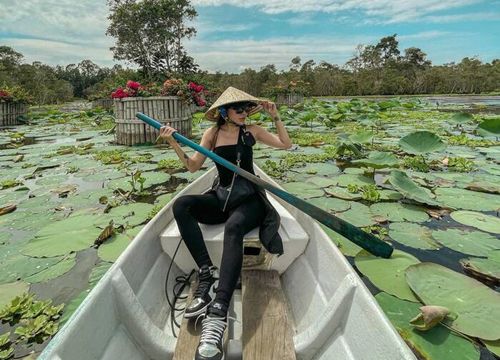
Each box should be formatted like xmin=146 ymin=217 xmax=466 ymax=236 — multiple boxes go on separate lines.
xmin=159 ymin=123 xmax=177 ymax=142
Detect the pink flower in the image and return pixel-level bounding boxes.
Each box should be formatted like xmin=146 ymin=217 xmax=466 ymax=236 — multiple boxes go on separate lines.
xmin=126 ymin=80 xmax=141 ymax=90
xmin=111 ymin=87 xmax=129 ymax=99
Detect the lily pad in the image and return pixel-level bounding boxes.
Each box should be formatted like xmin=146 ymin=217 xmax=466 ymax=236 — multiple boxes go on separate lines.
xmin=282 ymin=182 xmax=324 ymax=199
xmin=355 ymin=249 xmax=420 ymax=302
xmin=320 ymin=224 xmax=361 ymax=257
xmin=107 ymin=172 xmax=170 ymax=191
xmin=352 ymin=151 xmax=399 ymax=169
xmin=399 ymin=131 xmax=446 ymax=155
xmin=434 ymin=188 xmax=500 ymax=211
xmin=431 ymin=228 xmax=500 ymax=256
xmin=102 ymin=202 xmax=154 ymax=227
xmin=460 ymin=250 xmax=500 ymax=283
xmin=335 ymin=173 xmax=375 ymax=187
xmin=375 ymin=292 xmax=480 ymax=360
xmin=308 ymin=196 xmax=351 ymax=213
xmin=389 ymin=170 xmax=441 ymax=207
xmin=324 ymin=186 xmax=362 ymax=200
xmin=405 ymin=263 xmax=500 ymax=340
xmin=389 ymin=223 xmax=440 ymax=250
xmin=20 ymin=213 xmax=105 ymax=257
xmin=476 ymin=118 xmax=500 ymax=137
xmin=370 ymin=202 xmax=429 ymax=223
xmin=0 ymin=281 xmax=30 ymax=307
xmin=450 ymin=211 xmax=500 ymax=234
xmin=98 ymin=226 xmax=142 ymax=262
xmin=24 ymin=253 xmax=76 ymax=283
xmin=450 ymin=112 xmax=474 ymax=123
xmin=336 ymin=202 xmax=376 ymax=227
xmin=308 ymin=176 xmax=338 ymax=188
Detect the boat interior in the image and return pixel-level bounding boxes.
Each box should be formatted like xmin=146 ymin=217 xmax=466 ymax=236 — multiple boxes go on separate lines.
xmin=39 ymin=165 xmax=415 ymax=360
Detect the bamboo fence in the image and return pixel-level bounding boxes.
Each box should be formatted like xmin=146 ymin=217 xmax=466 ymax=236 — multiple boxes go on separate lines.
xmin=0 ymin=101 xmax=28 ymax=126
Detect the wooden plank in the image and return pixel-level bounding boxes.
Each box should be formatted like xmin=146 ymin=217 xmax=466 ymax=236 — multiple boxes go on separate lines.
xmin=173 ymin=278 xmax=202 ymax=360
xmin=242 ymin=270 xmax=296 ymax=360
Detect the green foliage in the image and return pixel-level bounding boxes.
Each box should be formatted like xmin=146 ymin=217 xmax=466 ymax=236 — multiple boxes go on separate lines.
xmin=147 ymin=204 xmax=163 ymax=220
xmin=261 ymin=160 xmax=286 ymax=179
xmin=0 ymin=293 xmax=64 ymax=341
xmin=347 ymin=183 xmax=381 ymax=202
xmin=403 ymin=155 xmax=429 ymax=172
xmin=93 ymin=149 xmax=130 ymax=164
xmin=0 ymin=179 xmax=22 ymax=190
xmin=361 ymin=225 xmax=388 ymax=240
xmin=448 ymin=134 xmax=497 ymax=147
xmin=157 ymin=158 xmax=184 ymax=170
xmin=106 ymin=0 xmax=198 ymax=78
xmin=447 ymin=157 xmax=474 ymax=172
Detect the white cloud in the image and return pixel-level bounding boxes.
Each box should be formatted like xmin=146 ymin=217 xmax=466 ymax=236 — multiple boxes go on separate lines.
xmin=192 ymin=0 xmax=481 ymax=23
xmin=184 ymin=35 xmax=376 ymax=72
xmin=0 ymin=0 xmax=115 ymax=65
xmin=422 ymin=12 xmax=500 ymax=23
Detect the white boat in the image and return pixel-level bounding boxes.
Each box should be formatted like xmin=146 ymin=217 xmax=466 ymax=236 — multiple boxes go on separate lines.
xmin=38 ymin=164 xmax=416 ymax=360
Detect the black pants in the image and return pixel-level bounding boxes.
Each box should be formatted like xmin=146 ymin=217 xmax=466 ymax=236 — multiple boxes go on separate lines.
xmin=172 ymin=192 xmax=266 ymax=309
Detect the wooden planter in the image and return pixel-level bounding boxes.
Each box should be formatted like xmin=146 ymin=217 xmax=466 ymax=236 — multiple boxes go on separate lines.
xmin=114 ymin=96 xmax=192 ymax=146
xmin=276 ymin=93 xmax=304 ymax=106
xmin=0 ymin=101 xmax=28 ymax=126
xmin=92 ymin=98 xmax=114 ymax=110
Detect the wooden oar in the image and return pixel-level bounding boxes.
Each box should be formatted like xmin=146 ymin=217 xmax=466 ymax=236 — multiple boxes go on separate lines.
xmin=136 ymin=112 xmax=393 ymax=258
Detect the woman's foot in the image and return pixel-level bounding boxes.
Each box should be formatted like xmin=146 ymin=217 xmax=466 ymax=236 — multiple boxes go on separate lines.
xmin=194 ymin=302 xmax=228 ymax=360
xmin=184 ymin=265 xmax=219 ymax=319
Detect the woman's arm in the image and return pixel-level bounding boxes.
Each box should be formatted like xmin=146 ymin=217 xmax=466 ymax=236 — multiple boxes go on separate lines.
xmin=161 ymin=126 xmax=216 ymax=172
xmin=252 ymin=101 xmax=293 ymax=149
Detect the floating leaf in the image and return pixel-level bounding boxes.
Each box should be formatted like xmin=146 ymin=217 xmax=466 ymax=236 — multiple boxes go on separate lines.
xmin=405 ymin=263 xmax=500 ymax=340
xmin=432 ymin=228 xmax=500 ymax=256
xmin=348 ymin=130 xmax=373 ymax=144
xmin=352 ymin=151 xmax=399 ymax=169
xmin=308 ymin=196 xmax=351 ymax=213
xmin=465 ymin=181 xmax=500 ymax=194
xmin=410 ymin=305 xmax=451 ymax=331
xmin=450 ymin=112 xmax=474 ymax=123
xmin=460 ymin=250 xmax=500 ymax=284
xmin=282 ymin=182 xmax=324 ymax=199
xmin=389 ymin=223 xmax=440 ymax=250
xmin=476 ymin=118 xmax=500 ymax=137
xmin=399 ymin=131 xmax=446 ymax=155
xmin=0 ymin=282 xmax=29 ymax=308
xmin=98 ymin=226 xmax=142 ymax=262
xmin=324 ymin=186 xmax=362 ymax=200
xmin=376 ymin=292 xmax=480 ymax=360
xmin=355 ymin=249 xmax=420 ymax=302
xmin=320 ymin=224 xmax=361 ymax=257
xmin=450 ymin=210 xmax=500 ymax=234
xmin=434 ymin=187 xmax=500 ymax=212
xmin=336 ymin=202 xmax=375 ymax=227
xmin=370 ymin=202 xmax=429 ymax=223
xmin=24 ymin=254 xmax=76 ymax=283
xmin=20 ymin=213 xmax=105 ymax=257
xmin=389 ymin=170 xmax=442 ymax=207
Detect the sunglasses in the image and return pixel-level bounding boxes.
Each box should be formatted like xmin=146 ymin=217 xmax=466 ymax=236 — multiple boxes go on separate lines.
xmin=228 ymin=102 xmax=255 ymax=114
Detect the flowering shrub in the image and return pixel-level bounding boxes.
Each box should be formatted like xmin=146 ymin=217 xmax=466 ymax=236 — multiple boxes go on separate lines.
xmin=0 ymin=86 xmax=32 ymax=103
xmin=161 ymin=79 xmax=207 ymax=107
xmin=110 ymin=79 xmax=207 ymax=107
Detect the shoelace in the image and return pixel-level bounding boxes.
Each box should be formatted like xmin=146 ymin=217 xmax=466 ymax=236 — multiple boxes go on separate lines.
xmin=198 ymin=316 xmax=227 ymax=346
xmin=193 ymin=276 xmax=214 ymax=298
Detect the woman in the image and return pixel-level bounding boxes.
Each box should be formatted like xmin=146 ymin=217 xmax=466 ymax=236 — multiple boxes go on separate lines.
xmin=159 ymin=86 xmax=292 ymax=360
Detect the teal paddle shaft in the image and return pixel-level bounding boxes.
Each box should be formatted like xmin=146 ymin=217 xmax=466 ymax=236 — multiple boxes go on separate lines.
xmin=137 ymin=112 xmax=393 ymax=258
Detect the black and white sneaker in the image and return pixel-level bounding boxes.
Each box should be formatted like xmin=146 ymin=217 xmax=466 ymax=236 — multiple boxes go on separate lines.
xmin=194 ymin=302 xmax=228 ymax=360
xmin=184 ymin=265 xmax=218 ymax=319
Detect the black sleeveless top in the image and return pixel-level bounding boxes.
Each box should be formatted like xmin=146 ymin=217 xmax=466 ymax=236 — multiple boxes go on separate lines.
xmin=212 ymin=126 xmax=256 ymax=187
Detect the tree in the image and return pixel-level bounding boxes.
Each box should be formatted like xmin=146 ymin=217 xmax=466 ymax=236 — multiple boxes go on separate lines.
xmin=106 ymin=0 xmax=198 ymax=79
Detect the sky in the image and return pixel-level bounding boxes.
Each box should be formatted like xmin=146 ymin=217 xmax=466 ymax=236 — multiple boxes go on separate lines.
xmin=0 ymin=0 xmax=499 ymax=73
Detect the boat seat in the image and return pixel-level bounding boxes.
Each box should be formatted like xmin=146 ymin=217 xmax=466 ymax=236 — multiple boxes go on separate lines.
xmin=241 ymin=270 xmax=296 ymax=359
xmin=160 ymin=193 xmax=309 ymax=274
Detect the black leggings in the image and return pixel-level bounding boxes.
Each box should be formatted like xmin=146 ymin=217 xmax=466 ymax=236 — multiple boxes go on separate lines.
xmin=172 ymin=192 xmax=266 ymax=308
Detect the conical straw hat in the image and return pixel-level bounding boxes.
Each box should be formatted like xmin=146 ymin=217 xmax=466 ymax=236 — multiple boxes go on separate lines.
xmin=205 ymin=86 xmax=264 ymax=121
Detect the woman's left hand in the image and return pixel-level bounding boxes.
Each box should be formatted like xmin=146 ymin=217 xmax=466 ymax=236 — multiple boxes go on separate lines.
xmin=260 ymin=100 xmax=279 ymax=119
